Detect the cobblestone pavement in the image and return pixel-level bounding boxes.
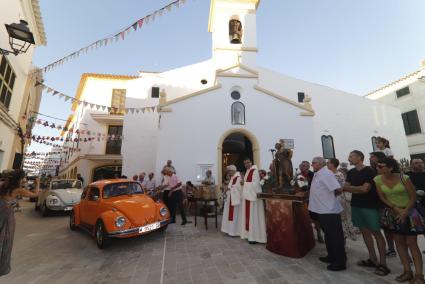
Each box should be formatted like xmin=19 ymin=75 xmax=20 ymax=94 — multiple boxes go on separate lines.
xmin=1 ymin=200 xmax=424 ymax=284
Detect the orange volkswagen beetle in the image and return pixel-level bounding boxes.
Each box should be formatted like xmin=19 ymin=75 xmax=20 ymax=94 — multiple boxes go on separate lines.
xmin=70 ymin=179 xmax=169 ymax=248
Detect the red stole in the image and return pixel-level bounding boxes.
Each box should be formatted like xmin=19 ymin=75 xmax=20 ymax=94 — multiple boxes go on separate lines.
xmin=245 ymin=200 xmax=250 ymax=231
xmin=244 ymin=168 xmax=255 ymax=231
xmin=246 ymin=168 xmax=255 ymax=182
xmin=228 ymin=176 xmax=238 ymax=221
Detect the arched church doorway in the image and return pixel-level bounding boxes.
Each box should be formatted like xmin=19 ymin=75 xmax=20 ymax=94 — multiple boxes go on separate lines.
xmin=217 ymin=128 xmax=261 ymax=183
xmin=222 ymin=132 xmax=253 ymax=175
xmin=217 ymin=129 xmax=261 ymax=183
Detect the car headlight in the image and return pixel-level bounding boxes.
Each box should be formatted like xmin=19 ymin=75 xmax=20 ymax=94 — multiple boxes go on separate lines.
xmin=160 ymin=207 xmax=168 ymax=217
xmin=47 ymin=195 xmax=59 ymax=204
xmin=115 ymin=216 xmax=126 ymax=228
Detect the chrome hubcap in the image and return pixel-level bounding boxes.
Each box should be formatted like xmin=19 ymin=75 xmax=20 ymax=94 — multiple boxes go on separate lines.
xmin=97 ymin=225 xmax=102 ymax=243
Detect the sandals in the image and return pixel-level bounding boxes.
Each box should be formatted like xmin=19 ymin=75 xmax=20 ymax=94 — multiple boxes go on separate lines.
xmin=374 ymin=265 xmax=391 ymax=276
xmin=357 ymin=259 xmax=377 ymax=268
xmin=395 ymin=271 xmax=413 ymax=283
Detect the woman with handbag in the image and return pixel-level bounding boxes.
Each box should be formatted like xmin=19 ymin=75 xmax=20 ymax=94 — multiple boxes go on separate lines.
xmin=1 ymin=170 xmax=40 ymax=276
xmin=374 ymin=157 xmax=425 ymax=284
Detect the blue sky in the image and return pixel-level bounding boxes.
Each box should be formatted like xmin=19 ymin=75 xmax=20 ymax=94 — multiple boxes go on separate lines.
xmin=29 ymin=0 xmax=425 ymax=154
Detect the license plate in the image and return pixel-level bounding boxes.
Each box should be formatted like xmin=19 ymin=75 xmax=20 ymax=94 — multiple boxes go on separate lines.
xmin=64 ymin=207 xmax=73 ymax=211
xmin=139 ymin=222 xmax=160 ymax=233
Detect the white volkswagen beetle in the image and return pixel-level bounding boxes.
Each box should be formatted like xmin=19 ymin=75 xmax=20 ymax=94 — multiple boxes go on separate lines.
xmin=36 ymin=179 xmax=83 ymax=216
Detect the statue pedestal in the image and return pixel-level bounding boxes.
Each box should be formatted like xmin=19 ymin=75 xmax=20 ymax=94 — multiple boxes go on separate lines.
xmin=257 ymin=192 xmax=315 ymax=258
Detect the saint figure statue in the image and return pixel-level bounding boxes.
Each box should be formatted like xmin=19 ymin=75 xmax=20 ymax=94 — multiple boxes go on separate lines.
xmin=229 ymin=19 xmax=242 ymax=44
xmin=273 ymin=139 xmax=293 ymax=188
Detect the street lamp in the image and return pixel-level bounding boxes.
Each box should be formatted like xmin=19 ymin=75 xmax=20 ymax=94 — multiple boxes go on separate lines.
xmin=1 ymin=20 xmax=35 ymax=56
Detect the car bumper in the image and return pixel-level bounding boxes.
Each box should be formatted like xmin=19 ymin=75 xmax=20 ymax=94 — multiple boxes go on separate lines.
xmin=46 ymin=204 xmax=75 ymax=211
xmin=107 ymin=219 xmax=169 ymax=238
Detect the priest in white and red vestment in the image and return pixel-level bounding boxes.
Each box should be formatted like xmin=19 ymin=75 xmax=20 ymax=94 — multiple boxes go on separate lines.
xmin=240 ymin=158 xmax=267 ymax=243
xmin=221 ymin=165 xmax=242 ymax=236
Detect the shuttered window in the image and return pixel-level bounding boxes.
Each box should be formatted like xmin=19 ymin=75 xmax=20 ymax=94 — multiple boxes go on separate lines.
xmin=111 ymin=89 xmax=126 ymax=114
xmin=0 ymin=56 xmax=16 ymax=109
xmin=401 ymin=110 xmax=421 ymax=135
xmin=396 ymin=87 xmax=410 ymax=98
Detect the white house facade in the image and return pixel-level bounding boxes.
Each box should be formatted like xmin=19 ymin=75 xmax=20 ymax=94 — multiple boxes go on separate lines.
xmin=58 ymin=73 xmax=136 ymax=184
xmin=120 ymin=0 xmax=410 ymax=183
xmin=366 ymin=62 xmax=425 ymax=160
xmin=0 ymin=0 xmax=46 ymax=171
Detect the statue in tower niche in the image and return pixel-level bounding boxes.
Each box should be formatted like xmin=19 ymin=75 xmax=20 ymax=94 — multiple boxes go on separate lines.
xmin=229 ymin=19 xmax=242 ymax=44
xmin=273 ymin=139 xmax=294 ymax=191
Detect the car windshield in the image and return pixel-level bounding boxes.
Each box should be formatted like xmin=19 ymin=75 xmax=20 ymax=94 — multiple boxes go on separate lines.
xmin=51 ymin=180 xmax=82 ymax=190
xmin=103 ymin=182 xmax=144 ymax=199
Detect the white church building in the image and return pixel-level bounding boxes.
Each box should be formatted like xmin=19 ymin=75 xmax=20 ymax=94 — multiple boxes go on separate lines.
xmin=121 ymin=0 xmax=409 ymax=183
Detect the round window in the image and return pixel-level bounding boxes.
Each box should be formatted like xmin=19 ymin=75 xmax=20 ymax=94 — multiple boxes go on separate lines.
xmin=231 ymin=91 xmax=241 ymax=100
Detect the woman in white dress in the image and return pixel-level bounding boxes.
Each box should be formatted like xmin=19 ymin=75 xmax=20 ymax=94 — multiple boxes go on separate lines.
xmin=221 ymin=165 xmax=242 ymax=237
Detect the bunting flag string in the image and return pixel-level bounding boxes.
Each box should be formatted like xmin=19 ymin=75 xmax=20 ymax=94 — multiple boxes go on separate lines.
xmin=25 ymin=151 xmax=62 ymax=156
xmin=27 ymin=116 xmax=118 ymax=138
xmin=29 ymin=133 xmax=124 ymax=143
xmin=36 ymin=82 xmax=158 ymax=114
xmin=30 ymin=138 xmax=82 ymax=150
xmin=24 ymin=161 xmax=61 ymax=166
xmin=23 ymin=165 xmax=58 ymax=170
xmin=35 ymin=0 xmax=187 ymax=75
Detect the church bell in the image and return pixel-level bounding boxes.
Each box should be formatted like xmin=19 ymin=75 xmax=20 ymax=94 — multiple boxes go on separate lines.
xmin=230 ymin=34 xmax=241 ymax=44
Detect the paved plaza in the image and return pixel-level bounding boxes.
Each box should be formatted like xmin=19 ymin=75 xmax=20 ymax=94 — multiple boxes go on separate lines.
xmin=2 ymin=200 xmax=424 ymax=284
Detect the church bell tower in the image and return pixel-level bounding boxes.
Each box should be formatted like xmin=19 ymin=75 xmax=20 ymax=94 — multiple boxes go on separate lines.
xmin=208 ymin=0 xmax=260 ymax=69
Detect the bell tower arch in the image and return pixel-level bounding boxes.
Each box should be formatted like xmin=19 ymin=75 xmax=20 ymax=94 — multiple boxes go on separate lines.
xmin=208 ymin=0 xmax=260 ymax=69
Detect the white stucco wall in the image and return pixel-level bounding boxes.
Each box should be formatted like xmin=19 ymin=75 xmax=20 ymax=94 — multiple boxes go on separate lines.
xmin=258 ymin=68 xmax=410 ymax=162
xmin=366 ymin=71 xmax=425 ymax=157
xmin=121 ymin=0 xmax=410 ymax=184
xmin=121 ymin=78 xmax=160 ymax=176
xmin=149 ymin=76 xmax=315 ymax=183
xmin=0 ymin=0 xmax=42 ymax=170
xmin=60 ymin=76 xmax=131 ymax=175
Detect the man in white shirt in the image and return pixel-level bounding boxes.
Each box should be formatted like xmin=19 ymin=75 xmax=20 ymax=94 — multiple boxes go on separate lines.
xmin=309 ymin=157 xmax=346 ymax=271
xmin=143 ymin=173 xmax=156 ymax=196
xmin=138 ymin=172 xmax=146 ymax=184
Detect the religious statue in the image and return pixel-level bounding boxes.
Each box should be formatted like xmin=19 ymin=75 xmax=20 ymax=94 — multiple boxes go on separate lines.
xmin=229 ymin=19 xmax=242 ymax=44
xmin=273 ymin=139 xmax=294 ymax=190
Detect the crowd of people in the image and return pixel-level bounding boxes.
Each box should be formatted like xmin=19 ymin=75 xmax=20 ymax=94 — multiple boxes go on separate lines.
xmin=1 ymin=136 xmax=425 ymax=282
xmin=306 ymin=141 xmax=425 ymax=283
xmin=106 ymin=142 xmax=425 ymax=283
xmin=217 ymin=136 xmax=425 ymax=283
xmin=129 ymin=160 xmax=191 ymax=226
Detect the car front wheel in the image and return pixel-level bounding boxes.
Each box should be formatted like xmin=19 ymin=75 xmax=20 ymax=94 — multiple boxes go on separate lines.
xmin=69 ymin=211 xmax=77 ymax=231
xmin=95 ymin=220 xmax=110 ymax=249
